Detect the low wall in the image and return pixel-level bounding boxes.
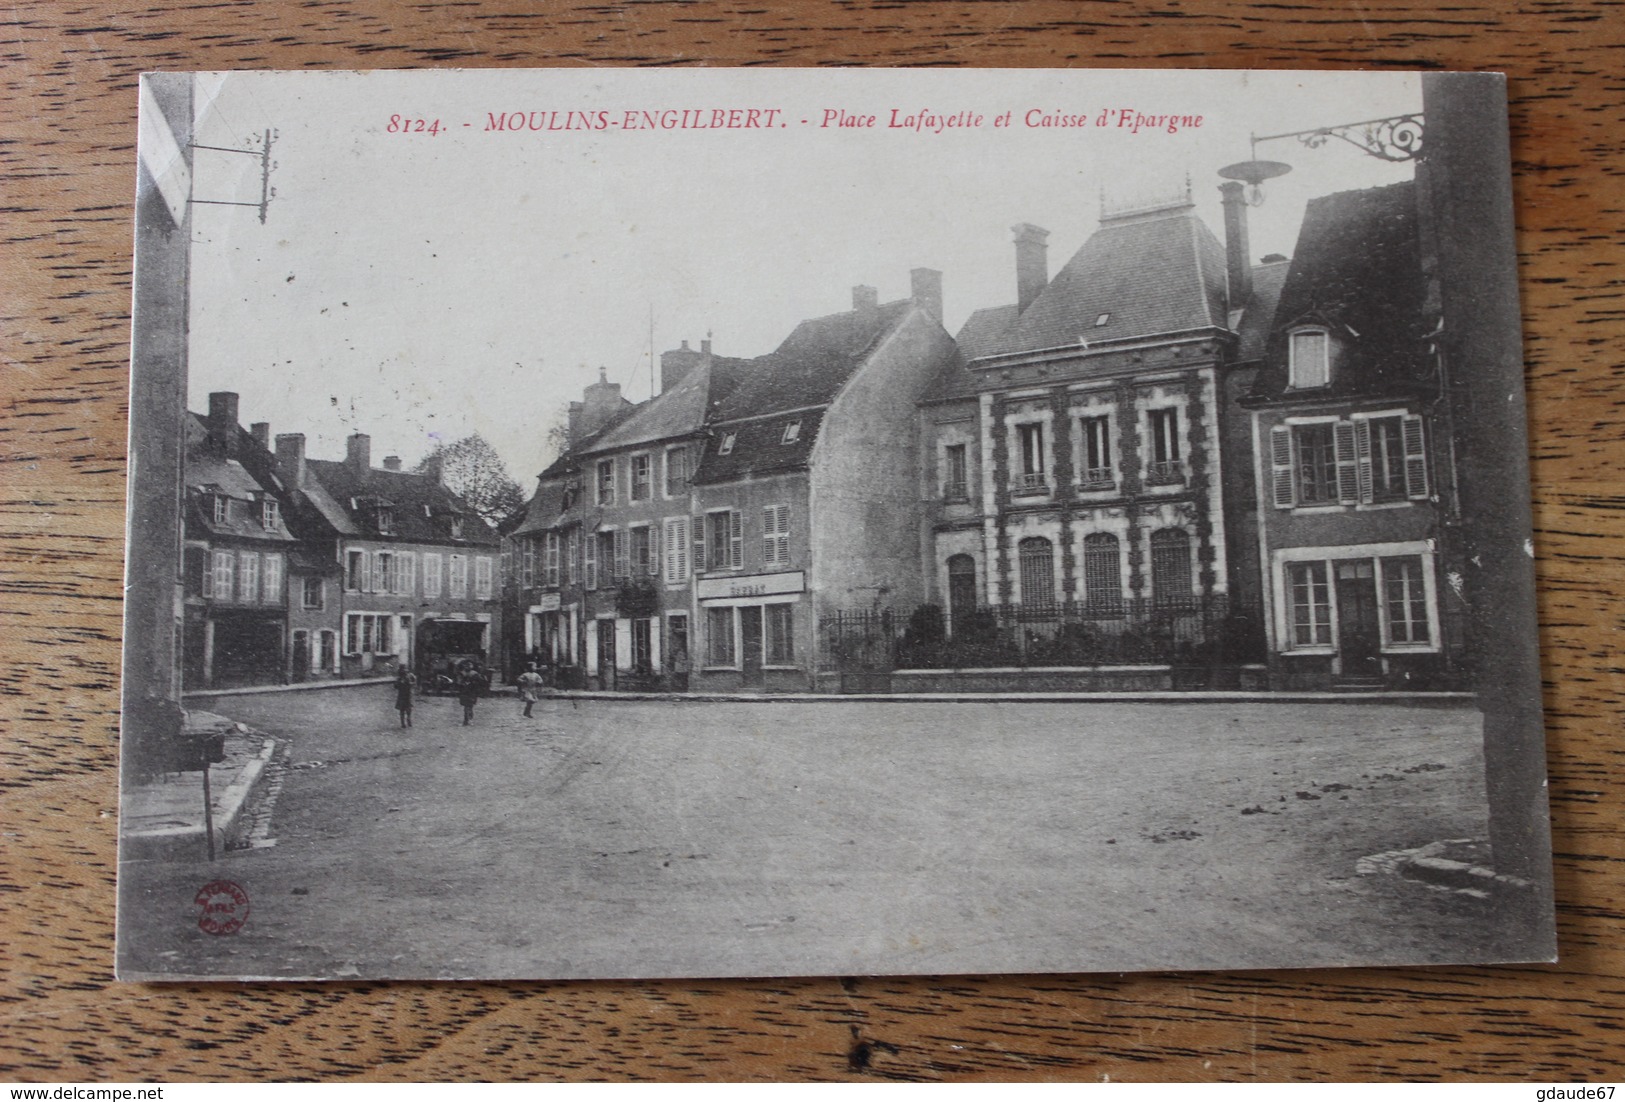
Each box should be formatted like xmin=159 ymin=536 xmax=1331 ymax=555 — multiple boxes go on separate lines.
xmin=889 ymin=665 xmax=1269 ymax=694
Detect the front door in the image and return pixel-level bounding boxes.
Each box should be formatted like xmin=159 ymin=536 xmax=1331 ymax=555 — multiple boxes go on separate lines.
xmin=291 ymin=631 xmax=309 ymax=682
xmin=1335 ymin=560 xmax=1381 ymax=677
xmin=597 ymin=619 xmax=616 ymax=690
xmin=739 ymin=605 xmax=764 ymax=688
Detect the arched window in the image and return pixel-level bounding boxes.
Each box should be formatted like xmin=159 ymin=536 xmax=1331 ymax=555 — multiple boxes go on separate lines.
xmin=1150 ymin=528 xmax=1193 ymax=606
xmin=947 ymin=554 xmax=978 ymax=625
xmin=1082 ymin=533 xmax=1122 ymax=612
xmin=1017 ymin=537 xmax=1055 ymax=609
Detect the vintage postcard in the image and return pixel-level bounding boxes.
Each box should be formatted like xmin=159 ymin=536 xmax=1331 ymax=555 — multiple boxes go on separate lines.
xmin=118 ymin=68 xmax=1555 ymax=981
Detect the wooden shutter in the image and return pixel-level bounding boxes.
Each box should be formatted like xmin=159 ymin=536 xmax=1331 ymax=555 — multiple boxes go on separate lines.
xmin=649 ymin=523 xmax=662 ymax=575
xmin=729 ymin=509 xmax=743 ymax=569
xmin=585 ymin=530 xmax=598 ymax=590
xmin=1270 ymin=425 xmax=1295 ymax=508
xmin=613 ymin=528 xmax=629 ymax=580
xmin=200 ymin=548 xmax=214 ymax=599
xmin=1334 ymin=420 xmax=1359 ymax=504
xmin=1403 ymin=414 xmax=1429 ymax=499
xmin=1353 ymin=419 xmax=1374 ymax=504
xmin=693 ymin=514 xmax=706 ymax=572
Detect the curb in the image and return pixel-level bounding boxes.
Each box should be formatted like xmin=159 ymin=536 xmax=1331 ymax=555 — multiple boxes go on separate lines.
xmin=121 ymin=737 xmax=279 ymax=861
xmin=533 ymin=689 xmax=1478 ymax=706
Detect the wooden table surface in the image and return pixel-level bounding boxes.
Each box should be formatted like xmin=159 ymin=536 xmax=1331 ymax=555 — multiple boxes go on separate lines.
xmin=3 ymin=0 xmax=1622 ymax=1082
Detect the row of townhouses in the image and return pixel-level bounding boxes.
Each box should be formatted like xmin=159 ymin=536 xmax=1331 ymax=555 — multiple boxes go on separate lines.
xmin=501 ymin=170 xmax=1467 ymax=694
xmin=180 ymin=394 xmax=501 ymax=689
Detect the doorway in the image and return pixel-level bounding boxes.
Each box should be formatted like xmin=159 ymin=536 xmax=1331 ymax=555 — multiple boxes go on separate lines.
xmin=1335 ymin=559 xmax=1381 ymax=678
xmin=597 ymin=619 xmax=617 ymax=690
xmin=739 ymin=606 xmax=764 ymax=688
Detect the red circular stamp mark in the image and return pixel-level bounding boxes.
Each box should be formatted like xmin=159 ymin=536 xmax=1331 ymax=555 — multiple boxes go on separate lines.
xmin=194 ymin=879 xmax=250 ymax=935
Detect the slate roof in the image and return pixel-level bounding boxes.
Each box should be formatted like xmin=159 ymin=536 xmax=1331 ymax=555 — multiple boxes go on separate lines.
xmin=184 ymin=415 xmax=298 ymax=544
xmin=976 ymin=203 xmax=1230 ymax=361
xmin=509 ymin=468 xmax=575 ymax=538
xmin=1247 ymin=181 xmax=1431 ymax=405
xmin=582 ymin=354 xmax=752 ymax=455
xmin=693 ymin=299 xmax=915 ymax=484
xmin=302 ymin=458 xmax=499 ymax=546
xmin=921 ymin=306 xmax=1016 ymax=404
xmin=1232 ymin=258 xmax=1292 ymax=365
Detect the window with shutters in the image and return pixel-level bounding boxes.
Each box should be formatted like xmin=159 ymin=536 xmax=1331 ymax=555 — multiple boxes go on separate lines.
xmin=565 ymin=533 xmax=578 ymax=586
xmin=612 ymin=527 xmax=631 ymax=580
xmin=346 ymin=549 xmax=366 ymax=591
xmin=1367 ymin=417 xmax=1408 ymax=502
xmin=263 ymin=553 xmax=284 ymax=604
xmin=631 ymin=525 xmax=654 ymax=576
xmin=596 ymin=459 xmax=616 ymax=506
xmin=543 ymin=531 xmax=560 ymax=587
xmin=396 ymin=551 xmax=414 ymax=596
xmin=1382 ymin=556 xmax=1430 ymax=644
xmin=631 ymin=454 xmax=652 ymax=501
xmin=706 ymin=510 xmax=742 ymax=570
xmin=766 ymin=604 xmax=795 ymax=665
xmin=344 ymin=612 xmax=398 ymax=655
xmin=475 ymin=557 xmax=493 ymax=600
xmin=1082 ymin=533 xmax=1123 ymax=612
xmin=211 ymin=549 xmax=236 ymax=600
xmin=665 ymin=447 xmax=689 ymax=497
xmin=522 ymin=538 xmax=536 ymax=587
xmin=663 ymin=516 xmax=690 ymax=584
xmin=238 ymin=551 xmax=260 ymax=603
xmin=373 ymin=552 xmax=393 ymax=595
xmin=1293 ymin=423 xmax=1338 ymax=504
xmin=423 ymin=553 xmax=442 ymax=598
xmin=1289 ymin=329 xmax=1331 ymax=389
xmin=1017 ymin=537 xmax=1055 ymax=609
xmin=585 ymin=530 xmax=599 ymax=590
xmin=1150 ymin=528 xmax=1193 ymax=606
xmin=706 ymin=606 xmax=736 ymax=666
xmin=449 ymin=554 xmax=467 ymax=598
xmin=1288 ymin=561 xmax=1332 ymax=646
xmin=762 ymin=504 xmax=790 ymax=568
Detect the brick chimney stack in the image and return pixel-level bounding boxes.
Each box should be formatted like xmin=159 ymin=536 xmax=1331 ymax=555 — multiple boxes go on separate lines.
xmin=660 ymin=339 xmax=705 ymax=393
xmin=1012 ymin=224 xmax=1050 ymax=315
xmin=207 ymin=392 xmax=239 ymax=456
xmin=383 ymin=455 xmax=402 ymax=472
xmin=1219 ymin=181 xmax=1254 ymax=310
xmin=346 ymin=432 xmax=371 ymax=474
xmin=852 ymin=284 xmax=879 ymax=314
xmin=249 ymin=422 xmax=270 ymax=450
xmin=275 ymin=433 xmax=306 ymax=489
xmin=910 ymin=267 xmax=943 ymax=322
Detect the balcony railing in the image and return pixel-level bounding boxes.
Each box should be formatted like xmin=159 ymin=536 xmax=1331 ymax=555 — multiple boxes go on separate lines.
xmin=1011 ymin=472 xmax=1049 ymax=495
xmin=942 ymin=481 xmax=969 ymax=502
xmin=1076 ymin=467 xmax=1116 ymax=493
xmin=1144 ymin=460 xmax=1185 ymax=486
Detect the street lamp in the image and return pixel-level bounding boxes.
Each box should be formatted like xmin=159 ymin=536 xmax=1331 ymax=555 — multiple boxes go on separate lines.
xmin=1218 ymin=113 xmax=1426 ymax=206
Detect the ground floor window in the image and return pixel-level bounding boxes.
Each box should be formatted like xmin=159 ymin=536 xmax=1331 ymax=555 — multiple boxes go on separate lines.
xmin=706 ymin=606 xmax=735 ymax=666
xmin=345 ymin=612 xmax=396 ymax=655
xmin=765 ymin=603 xmax=794 ymax=665
xmin=1150 ymin=528 xmax=1193 ymax=605
xmin=1017 ymin=537 xmax=1055 ymax=607
xmin=1382 ymin=556 xmax=1430 ymax=644
xmin=1288 ymin=562 xmax=1332 ymax=647
xmin=632 ymin=617 xmax=653 ymax=670
xmin=668 ymin=614 xmax=690 ymax=672
xmin=319 ymin=630 xmax=337 ymax=671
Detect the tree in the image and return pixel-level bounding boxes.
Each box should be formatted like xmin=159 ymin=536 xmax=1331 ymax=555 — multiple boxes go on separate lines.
xmin=415 ymin=434 xmax=526 ymax=527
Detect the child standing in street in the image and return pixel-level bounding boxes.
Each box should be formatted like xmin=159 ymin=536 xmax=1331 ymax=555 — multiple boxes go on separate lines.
xmin=393 ymin=666 xmax=417 ymax=729
xmin=457 ymin=666 xmax=482 ymax=726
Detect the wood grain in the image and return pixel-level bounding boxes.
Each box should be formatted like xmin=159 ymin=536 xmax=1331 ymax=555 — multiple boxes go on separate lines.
xmin=3 ymin=0 xmax=1622 ymax=1082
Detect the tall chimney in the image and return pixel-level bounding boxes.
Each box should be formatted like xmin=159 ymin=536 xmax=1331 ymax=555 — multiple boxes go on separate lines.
xmin=660 ymin=339 xmax=704 ymax=393
xmin=207 ymin=392 xmax=239 ymax=456
xmin=383 ymin=455 xmax=402 ymax=472
xmin=1219 ymin=181 xmax=1254 ymax=309
xmin=1012 ymin=223 xmax=1050 ymax=314
xmin=852 ymin=284 xmax=879 ymax=315
xmin=346 ymin=432 xmax=371 ymax=474
xmin=910 ymin=267 xmax=943 ymax=322
xmin=274 ymin=433 xmax=306 ymax=490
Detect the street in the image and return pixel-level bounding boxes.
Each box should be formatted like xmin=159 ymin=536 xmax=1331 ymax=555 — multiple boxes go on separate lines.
xmin=118 ymin=689 xmax=1511 ymax=980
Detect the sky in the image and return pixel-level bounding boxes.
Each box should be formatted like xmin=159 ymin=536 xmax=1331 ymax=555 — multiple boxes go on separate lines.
xmin=182 ymin=68 xmax=1421 ymax=483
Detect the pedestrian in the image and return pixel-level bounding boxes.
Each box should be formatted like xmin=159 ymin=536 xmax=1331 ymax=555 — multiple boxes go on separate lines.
xmin=456 ymin=664 xmax=482 ymax=726
xmin=393 ymin=666 xmax=417 ymax=729
xmin=516 ymin=663 xmax=545 ymax=718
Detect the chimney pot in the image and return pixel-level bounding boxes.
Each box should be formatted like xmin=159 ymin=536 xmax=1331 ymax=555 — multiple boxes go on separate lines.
xmin=346 ymin=432 xmax=371 ymax=474
xmin=207 ymin=392 xmax=240 ymax=456
xmin=1012 ymin=224 xmax=1050 ymax=314
xmin=274 ymin=433 xmax=307 ymax=489
xmin=1219 ymin=181 xmax=1254 ymax=309
xmin=910 ymin=267 xmax=943 ymax=322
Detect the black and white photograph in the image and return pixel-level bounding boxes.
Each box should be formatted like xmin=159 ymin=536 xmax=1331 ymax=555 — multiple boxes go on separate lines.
xmin=117 ymin=67 xmax=1555 ymax=982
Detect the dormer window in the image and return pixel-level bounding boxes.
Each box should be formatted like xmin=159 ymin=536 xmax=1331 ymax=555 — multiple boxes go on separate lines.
xmin=450 ymin=516 xmax=464 ymax=540
xmin=1289 ymin=329 xmax=1331 ymax=389
xmin=261 ymin=498 xmax=280 ymax=530
xmin=375 ymin=506 xmax=394 ymax=535
xmin=718 ymin=433 xmax=737 ymax=456
xmin=212 ymin=495 xmax=228 ymax=525
xmin=781 ymin=422 xmax=801 ymax=445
